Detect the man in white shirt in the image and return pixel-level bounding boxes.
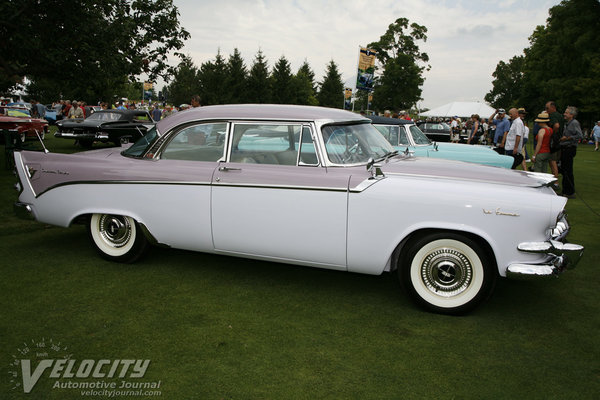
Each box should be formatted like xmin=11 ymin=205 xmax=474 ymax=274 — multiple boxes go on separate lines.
xmin=501 ymin=108 xmax=524 ymax=169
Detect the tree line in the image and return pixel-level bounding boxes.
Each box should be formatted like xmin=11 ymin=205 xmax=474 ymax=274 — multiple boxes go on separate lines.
xmin=485 ymin=0 xmax=600 ymax=125
xmin=0 ymin=1 xmax=429 ymax=114
xmin=164 ymin=50 xmax=344 ymax=108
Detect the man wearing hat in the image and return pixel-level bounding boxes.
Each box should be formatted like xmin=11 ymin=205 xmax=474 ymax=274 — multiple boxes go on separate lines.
xmin=488 ymin=108 xmax=510 ymax=151
xmin=592 ymin=120 xmax=600 ymax=151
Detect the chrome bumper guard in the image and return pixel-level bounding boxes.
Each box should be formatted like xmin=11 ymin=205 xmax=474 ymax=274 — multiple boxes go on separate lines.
xmin=54 ymin=132 xmax=96 ymax=139
xmin=14 ymin=202 xmax=34 ymax=220
xmin=507 ymin=240 xmax=584 ymax=279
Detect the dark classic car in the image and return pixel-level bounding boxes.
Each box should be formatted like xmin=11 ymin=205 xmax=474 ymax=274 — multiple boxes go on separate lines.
xmin=0 ymin=106 xmax=48 ymax=142
xmin=13 ymin=104 xmax=583 ymax=314
xmin=416 ymin=121 xmax=467 ymax=142
xmin=55 ymin=109 xmax=154 ymax=147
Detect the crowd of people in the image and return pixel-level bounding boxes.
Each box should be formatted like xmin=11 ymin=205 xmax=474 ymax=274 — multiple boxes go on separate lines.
xmin=5 ymin=98 xmax=201 ymax=123
xmin=371 ymin=100 xmax=590 ymax=199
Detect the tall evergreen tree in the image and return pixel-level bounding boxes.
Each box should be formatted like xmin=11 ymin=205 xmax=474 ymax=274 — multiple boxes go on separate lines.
xmin=225 ymin=48 xmax=248 ymax=104
xmin=198 ymin=50 xmax=228 ymax=105
xmin=317 ymin=60 xmax=344 ymax=108
xmin=247 ymin=50 xmax=272 ymax=103
xmin=270 ymin=56 xmax=294 ymax=104
xmin=292 ymin=61 xmax=318 ymax=105
xmin=164 ymin=55 xmax=199 ymax=106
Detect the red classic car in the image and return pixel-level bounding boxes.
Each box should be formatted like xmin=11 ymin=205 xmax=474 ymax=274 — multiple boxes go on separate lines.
xmin=0 ymin=106 xmax=48 ymax=142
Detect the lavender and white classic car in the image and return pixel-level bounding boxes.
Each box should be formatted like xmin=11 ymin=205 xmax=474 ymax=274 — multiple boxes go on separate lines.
xmin=12 ymin=104 xmax=583 ymax=314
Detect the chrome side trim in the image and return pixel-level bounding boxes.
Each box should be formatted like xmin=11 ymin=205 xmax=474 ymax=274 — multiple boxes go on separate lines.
xmin=34 ymin=179 xmax=377 ymax=198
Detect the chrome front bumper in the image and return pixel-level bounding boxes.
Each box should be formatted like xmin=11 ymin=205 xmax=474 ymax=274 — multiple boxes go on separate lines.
xmin=507 ymin=215 xmax=584 ymax=279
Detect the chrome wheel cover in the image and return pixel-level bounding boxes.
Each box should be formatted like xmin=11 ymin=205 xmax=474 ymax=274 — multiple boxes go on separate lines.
xmin=97 ymin=215 xmax=133 ymax=248
xmin=420 ymin=247 xmax=473 ymax=297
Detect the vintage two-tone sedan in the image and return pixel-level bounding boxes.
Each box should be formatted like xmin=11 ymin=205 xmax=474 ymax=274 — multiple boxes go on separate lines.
xmin=12 ymin=104 xmax=583 ymax=314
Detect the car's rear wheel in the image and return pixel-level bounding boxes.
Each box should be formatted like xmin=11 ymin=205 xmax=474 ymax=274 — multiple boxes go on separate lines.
xmin=398 ymin=232 xmax=496 ymax=315
xmin=88 ymin=214 xmax=149 ymax=263
xmin=79 ymin=139 xmax=94 ymax=148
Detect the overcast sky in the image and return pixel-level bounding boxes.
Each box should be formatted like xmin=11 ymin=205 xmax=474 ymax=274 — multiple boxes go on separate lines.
xmin=170 ymin=0 xmax=561 ymax=109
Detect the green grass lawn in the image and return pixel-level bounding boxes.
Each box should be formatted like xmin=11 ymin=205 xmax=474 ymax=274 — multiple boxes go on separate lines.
xmin=1 ymin=130 xmax=599 ymax=399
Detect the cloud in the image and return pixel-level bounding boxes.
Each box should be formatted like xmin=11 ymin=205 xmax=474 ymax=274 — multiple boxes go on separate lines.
xmin=163 ymin=0 xmax=560 ymax=109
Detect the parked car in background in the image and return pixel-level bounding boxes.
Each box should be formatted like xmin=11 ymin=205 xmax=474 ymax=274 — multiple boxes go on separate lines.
xmin=0 ymin=106 xmax=48 ymax=142
xmin=369 ymin=116 xmax=513 ymax=168
xmin=55 ymin=109 xmax=154 ymax=147
xmin=13 ymin=104 xmax=583 ymax=314
xmin=416 ymin=121 xmax=468 ymax=142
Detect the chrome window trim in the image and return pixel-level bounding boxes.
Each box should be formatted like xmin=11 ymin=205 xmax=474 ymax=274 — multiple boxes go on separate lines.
xmin=155 ymin=120 xmax=230 ymax=162
xmin=227 ymin=121 xmax=309 ymax=166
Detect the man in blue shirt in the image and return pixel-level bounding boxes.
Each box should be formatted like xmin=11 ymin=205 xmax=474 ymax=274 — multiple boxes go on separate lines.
xmin=488 ymin=108 xmax=510 ymax=151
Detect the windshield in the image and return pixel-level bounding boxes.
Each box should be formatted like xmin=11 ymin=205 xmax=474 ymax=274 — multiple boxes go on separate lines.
xmin=322 ymin=123 xmax=394 ymax=165
xmin=122 ymin=126 xmax=159 ymax=157
xmin=410 ymin=125 xmax=432 ymax=145
xmin=87 ymin=112 xmax=123 ymax=121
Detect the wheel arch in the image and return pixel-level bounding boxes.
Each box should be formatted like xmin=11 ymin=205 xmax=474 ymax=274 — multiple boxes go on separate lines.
xmin=71 ymin=212 xmax=164 ymax=247
xmin=390 ymin=227 xmax=498 ymax=276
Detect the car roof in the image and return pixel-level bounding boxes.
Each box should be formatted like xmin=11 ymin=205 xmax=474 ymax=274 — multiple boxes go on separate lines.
xmin=156 ymin=104 xmax=369 ymax=134
xmin=95 ymin=109 xmax=149 ymax=116
xmin=366 ymin=115 xmax=414 ymax=125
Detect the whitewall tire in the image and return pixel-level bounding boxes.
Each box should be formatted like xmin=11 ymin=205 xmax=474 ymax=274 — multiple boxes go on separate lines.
xmin=88 ymin=214 xmax=149 ymax=263
xmin=399 ymin=232 xmax=496 ymax=314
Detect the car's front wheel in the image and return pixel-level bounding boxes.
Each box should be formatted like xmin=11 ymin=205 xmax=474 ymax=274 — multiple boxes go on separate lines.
xmin=88 ymin=214 xmax=149 ymax=263
xmin=398 ymin=232 xmax=496 ymax=314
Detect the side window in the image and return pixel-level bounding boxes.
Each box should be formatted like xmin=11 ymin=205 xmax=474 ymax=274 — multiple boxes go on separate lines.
xmin=374 ymin=125 xmax=398 ymax=146
xmin=231 ymin=124 xmax=301 ymax=165
xmin=298 ymin=126 xmax=318 ymax=165
xmin=398 ymin=126 xmax=410 ymax=145
xmin=161 ymin=122 xmax=227 ymax=162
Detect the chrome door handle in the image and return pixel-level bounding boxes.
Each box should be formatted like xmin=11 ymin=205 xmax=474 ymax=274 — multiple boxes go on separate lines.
xmin=218 ymin=167 xmax=241 ymax=172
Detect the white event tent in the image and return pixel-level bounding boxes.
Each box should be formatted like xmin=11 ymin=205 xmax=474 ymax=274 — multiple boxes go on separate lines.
xmin=419 ymin=101 xmax=496 ymax=119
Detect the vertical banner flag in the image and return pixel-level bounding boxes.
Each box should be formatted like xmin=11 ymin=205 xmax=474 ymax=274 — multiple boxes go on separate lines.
xmin=356 ymin=47 xmax=377 ymax=91
xmin=143 ymin=82 xmax=153 ymax=100
xmin=344 ymin=88 xmax=353 ymax=110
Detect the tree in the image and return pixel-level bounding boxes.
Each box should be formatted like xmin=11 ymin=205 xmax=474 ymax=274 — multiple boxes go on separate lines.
xmin=247 ymin=50 xmax=271 ymax=103
xmin=270 ymin=56 xmax=294 ymax=104
xmin=0 ymin=0 xmax=189 ymax=102
xmin=165 ymin=55 xmax=200 ymax=106
xmin=225 ymin=48 xmax=248 ymax=104
xmin=367 ymin=18 xmax=430 ymax=112
xmin=317 ymin=60 xmax=344 ymax=108
xmin=198 ymin=50 xmax=228 ymax=105
xmin=484 ymin=55 xmax=525 ymax=109
xmin=292 ymin=61 xmax=318 ymax=105
xmin=486 ymin=0 xmax=600 ymax=119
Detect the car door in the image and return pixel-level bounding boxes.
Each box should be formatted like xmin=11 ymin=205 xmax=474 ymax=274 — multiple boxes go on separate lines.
xmin=133 ymin=121 xmax=228 ymax=251
xmin=211 ymin=122 xmax=349 ymax=270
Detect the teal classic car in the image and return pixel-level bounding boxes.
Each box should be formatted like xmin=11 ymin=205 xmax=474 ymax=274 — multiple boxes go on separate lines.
xmin=368 ymin=116 xmax=513 ymax=168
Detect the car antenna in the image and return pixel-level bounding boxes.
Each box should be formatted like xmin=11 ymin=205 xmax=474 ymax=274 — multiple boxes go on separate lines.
xmin=34 ymin=129 xmax=49 ymax=153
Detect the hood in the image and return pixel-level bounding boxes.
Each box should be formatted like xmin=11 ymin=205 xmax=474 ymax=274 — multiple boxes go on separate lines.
xmin=434 ymin=142 xmax=497 ymax=154
xmin=381 ymin=156 xmax=555 ymax=188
